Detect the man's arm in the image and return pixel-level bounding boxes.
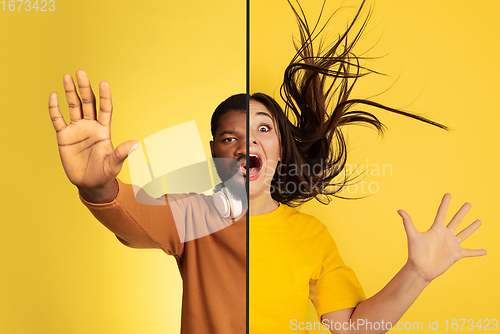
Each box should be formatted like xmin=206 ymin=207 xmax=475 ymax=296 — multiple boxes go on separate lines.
xmin=48 ymin=70 xmax=138 ymax=194
xmin=79 ymin=177 xmax=183 ymax=251
xmin=78 ymin=178 xmax=119 ymax=204
xmin=49 ymin=71 xmax=181 ymax=252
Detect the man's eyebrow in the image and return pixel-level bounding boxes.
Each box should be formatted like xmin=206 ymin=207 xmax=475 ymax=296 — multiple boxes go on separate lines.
xmin=218 ymin=130 xmax=237 ymax=137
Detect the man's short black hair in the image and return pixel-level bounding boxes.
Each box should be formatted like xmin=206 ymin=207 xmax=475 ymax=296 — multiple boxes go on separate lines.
xmin=211 ymin=94 xmax=246 ymax=137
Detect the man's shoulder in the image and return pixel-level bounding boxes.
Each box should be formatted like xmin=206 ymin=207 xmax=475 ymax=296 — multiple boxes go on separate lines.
xmin=162 ymin=192 xmax=213 ymax=207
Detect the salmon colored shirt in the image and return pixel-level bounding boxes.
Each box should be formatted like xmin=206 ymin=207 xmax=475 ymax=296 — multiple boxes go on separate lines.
xmin=79 ymin=178 xmax=246 ymax=334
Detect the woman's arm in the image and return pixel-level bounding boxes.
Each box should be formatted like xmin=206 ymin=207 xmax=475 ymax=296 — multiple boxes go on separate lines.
xmin=321 ymin=262 xmax=427 ymax=333
xmin=322 ymin=193 xmax=486 ymax=333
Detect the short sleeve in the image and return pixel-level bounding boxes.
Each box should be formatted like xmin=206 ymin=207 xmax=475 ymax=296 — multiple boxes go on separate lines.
xmin=309 ymin=227 xmax=366 ymax=316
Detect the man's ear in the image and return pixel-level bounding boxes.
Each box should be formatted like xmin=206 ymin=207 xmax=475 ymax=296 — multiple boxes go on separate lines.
xmin=210 ymin=140 xmax=215 ymax=158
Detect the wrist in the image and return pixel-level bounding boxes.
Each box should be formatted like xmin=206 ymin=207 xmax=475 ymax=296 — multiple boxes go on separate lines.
xmin=78 ymin=179 xmax=118 ymax=204
xmin=402 ymin=261 xmax=432 ymax=289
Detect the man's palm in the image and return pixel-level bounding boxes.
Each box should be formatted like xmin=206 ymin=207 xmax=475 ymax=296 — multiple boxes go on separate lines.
xmin=49 ymin=70 xmax=137 ymax=190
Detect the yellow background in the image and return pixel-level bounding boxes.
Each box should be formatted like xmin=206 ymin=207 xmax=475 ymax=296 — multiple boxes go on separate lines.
xmin=1 ymin=0 xmax=499 ymax=333
xmin=251 ymin=0 xmax=499 ymax=332
xmin=0 ymin=1 xmax=244 ymax=333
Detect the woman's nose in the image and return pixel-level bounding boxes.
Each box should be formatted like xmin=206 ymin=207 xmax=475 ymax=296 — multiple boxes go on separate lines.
xmin=249 ymin=129 xmax=258 ymax=146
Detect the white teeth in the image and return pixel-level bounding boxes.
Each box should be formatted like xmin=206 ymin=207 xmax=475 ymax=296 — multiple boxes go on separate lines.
xmin=249 ymin=154 xmax=262 ymax=177
xmin=249 ymin=153 xmax=261 ymax=161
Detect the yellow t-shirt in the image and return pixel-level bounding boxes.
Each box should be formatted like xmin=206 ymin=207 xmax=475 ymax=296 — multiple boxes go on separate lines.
xmin=250 ymin=204 xmax=366 ymax=333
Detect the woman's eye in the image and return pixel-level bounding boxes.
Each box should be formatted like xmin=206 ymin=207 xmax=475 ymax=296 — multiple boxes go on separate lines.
xmin=259 ymin=125 xmax=271 ymax=132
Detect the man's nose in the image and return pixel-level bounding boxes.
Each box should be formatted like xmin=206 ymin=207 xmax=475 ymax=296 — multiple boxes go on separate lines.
xmin=235 ymin=136 xmax=247 ymax=156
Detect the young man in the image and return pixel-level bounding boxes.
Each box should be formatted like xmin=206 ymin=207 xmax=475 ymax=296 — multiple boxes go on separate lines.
xmin=48 ymin=70 xmax=246 ymax=334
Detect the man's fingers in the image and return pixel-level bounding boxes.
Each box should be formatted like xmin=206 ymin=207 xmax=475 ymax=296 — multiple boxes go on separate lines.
xmin=99 ymin=81 xmax=113 ymax=127
xmin=109 ymin=140 xmax=139 ymax=175
xmin=48 ymin=92 xmax=67 ymax=133
xmin=76 ymin=70 xmax=96 ymax=120
xmin=432 ymin=193 xmax=451 ymax=228
xmin=447 ymin=202 xmax=471 ymax=232
xmin=456 ymin=219 xmax=482 ymax=243
xmin=461 ymin=248 xmax=487 ymax=258
xmin=63 ymin=74 xmax=82 ymax=122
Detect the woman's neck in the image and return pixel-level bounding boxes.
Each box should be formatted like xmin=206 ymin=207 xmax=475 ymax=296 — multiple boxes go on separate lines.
xmin=249 ymin=192 xmax=280 ymax=216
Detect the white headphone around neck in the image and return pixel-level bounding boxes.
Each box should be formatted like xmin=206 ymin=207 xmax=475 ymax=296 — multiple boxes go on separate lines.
xmin=212 ymin=184 xmax=244 ymax=219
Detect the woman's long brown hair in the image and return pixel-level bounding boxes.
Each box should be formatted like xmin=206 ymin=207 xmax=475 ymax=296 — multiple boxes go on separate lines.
xmin=253 ymin=0 xmax=448 ymax=207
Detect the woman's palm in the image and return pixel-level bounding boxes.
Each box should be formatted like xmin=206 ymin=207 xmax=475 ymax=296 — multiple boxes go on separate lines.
xmin=398 ymin=194 xmax=486 ymax=283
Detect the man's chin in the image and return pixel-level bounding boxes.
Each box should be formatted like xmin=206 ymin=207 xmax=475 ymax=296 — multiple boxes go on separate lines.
xmin=224 ymin=177 xmax=246 ymax=202
xmin=213 ymin=158 xmax=242 ymax=181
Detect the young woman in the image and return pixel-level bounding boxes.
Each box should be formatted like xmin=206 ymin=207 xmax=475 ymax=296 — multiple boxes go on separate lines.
xmin=247 ymin=95 xmax=485 ymax=333
xmin=246 ymin=0 xmax=487 ymax=332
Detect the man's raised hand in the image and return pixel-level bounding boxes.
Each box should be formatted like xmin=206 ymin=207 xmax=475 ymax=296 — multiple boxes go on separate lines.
xmin=49 ymin=70 xmax=138 ymax=202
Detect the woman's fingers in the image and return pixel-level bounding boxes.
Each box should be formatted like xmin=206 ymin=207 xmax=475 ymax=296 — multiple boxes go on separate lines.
xmin=76 ymin=70 xmax=96 ymax=120
xmin=461 ymin=248 xmax=487 ymax=258
xmin=456 ymin=219 xmax=482 ymax=243
xmin=447 ymin=202 xmax=471 ymax=232
xmin=48 ymin=92 xmax=67 ymax=133
xmin=397 ymin=209 xmax=419 ymax=240
xmin=98 ymin=81 xmax=113 ymax=127
xmin=432 ymin=193 xmax=451 ymax=228
xmin=63 ymin=74 xmax=82 ymax=122
xmin=456 ymin=220 xmax=486 ymax=258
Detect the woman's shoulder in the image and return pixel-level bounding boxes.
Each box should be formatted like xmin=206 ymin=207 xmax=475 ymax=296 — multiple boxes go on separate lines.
xmin=283 ymin=205 xmax=330 ymax=234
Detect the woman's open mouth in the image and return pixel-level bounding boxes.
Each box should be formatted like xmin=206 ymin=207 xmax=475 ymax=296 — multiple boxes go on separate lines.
xmin=249 ymin=154 xmax=262 ymax=178
xmin=240 ymin=153 xmax=262 ymax=180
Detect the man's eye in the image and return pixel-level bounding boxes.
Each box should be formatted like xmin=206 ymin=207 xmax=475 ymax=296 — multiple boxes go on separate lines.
xmin=223 ymin=138 xmax=236 ymax=143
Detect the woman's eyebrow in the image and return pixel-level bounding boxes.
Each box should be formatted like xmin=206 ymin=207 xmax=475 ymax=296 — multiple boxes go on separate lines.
xmin=256 ymin=111 xmax=272 ymax=119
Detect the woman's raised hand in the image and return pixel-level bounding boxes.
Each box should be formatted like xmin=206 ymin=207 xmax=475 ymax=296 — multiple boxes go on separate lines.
xmin=398 ymin=194 xmax=486 ymax=284
xmin=49 ymin=70 xmax=138 ymax=201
